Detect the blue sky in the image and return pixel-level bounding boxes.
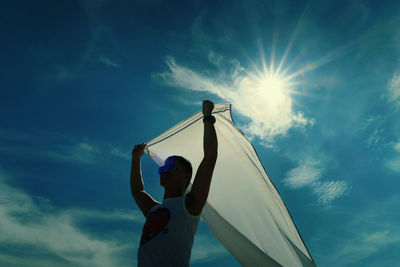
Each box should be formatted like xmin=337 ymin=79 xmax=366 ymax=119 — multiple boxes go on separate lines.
xmin=1 ymin=0 xmax=400 ymax=266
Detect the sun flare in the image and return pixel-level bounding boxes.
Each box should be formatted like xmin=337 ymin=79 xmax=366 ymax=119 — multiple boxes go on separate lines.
xmin=260 ymin=75 xmax=285 ymax=92
xmin=250 ymin=70 xmax=291 ymax=103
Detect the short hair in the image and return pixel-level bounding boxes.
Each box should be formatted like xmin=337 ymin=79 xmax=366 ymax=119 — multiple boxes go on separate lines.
xmin=172 ymin=155 xmax=192 ymax=175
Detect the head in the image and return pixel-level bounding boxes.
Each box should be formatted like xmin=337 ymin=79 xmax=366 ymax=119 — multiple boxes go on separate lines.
xmin=159 ymin=156 xmax=192 ymax=193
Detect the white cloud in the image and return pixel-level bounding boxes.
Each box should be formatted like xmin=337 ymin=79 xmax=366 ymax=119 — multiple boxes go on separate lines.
xmin=191 ymin=233 xmax=229 ymax=263
xmin=387 ymin=70 xmax=400 ymax=105
xmin=0 ymin=170 xmax=140 ymax=266
xmin=158 ymin=57 xmax=312 ymax=144
xmin=385 ymin=140 xmax=400 ymax=172
xmin=62 ymin=208 xmax=142 ymax=222
xmin=171 ymin=95 xmax=203 ymax=107
xmin=317 ymin=195 xmax=400 ymax=266
xmin=110 ymin=147 xmax=131 ymax=160
xmin=208 ymin=51 xmax=223 ymax=67
xmin=394 ymin=141 xmax=400 ymax=152
xmin=99 ymin=55 xmax=120 ymax=68
xmin=386 ymin=157 xmax=400 ymax=172
xmin=283 ymin=160 xmax=322 ymax=189
xmin=329 ymin=229 xmax=400 ymax=266
xmin=363 ymin=230 xmax=391 ymax=244
xmin=0 ymin=128 xmax=30 ymax=141
xmin=366 ymin=128 xmax=385 ymax=148
xmin=0 ymin=140 xmax=100 ymax=165
xmin=0 ymin=129 xmax=131 ymax=164
xmin=53 ymin=142 xmax=100 ymax=164
xmin=311 ymin=180 xmax=349 ymax=204
xmin=283 ymin=159 xmax=350 ymax=204
xmin=358 ymin=115 xmax=389 ymax=155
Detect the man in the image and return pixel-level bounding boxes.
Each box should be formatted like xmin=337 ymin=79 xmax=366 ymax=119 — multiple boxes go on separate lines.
xmin=130 ymin=100 xmax=218 ymax=267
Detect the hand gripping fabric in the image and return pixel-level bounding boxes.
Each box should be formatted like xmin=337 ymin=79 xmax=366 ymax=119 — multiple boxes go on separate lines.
xmin=145 ymin=104 xmax=316 ymax=267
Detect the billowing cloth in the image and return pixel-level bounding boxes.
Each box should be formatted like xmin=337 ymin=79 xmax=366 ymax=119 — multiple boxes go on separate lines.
xmin=145 ymin=104 xmax=316 ymax=267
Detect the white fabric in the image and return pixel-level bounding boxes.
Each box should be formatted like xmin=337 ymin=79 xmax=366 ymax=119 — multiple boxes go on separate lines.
xmin=145 ymin=104 xmax=316 ymax=267
xmin=138 ymin=194 xmax=200 ymax=267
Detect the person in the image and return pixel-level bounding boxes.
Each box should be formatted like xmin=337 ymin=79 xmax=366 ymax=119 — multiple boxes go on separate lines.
xmin=130 ymin=100 xmax=218 ymax=267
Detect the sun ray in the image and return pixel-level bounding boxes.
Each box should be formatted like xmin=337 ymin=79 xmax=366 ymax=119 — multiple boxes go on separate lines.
xmin=283 ymin=41 xmax=355 ymax=82
xmin=275 ymin=0 xmax=312 ymax=75
xmin=269 ymin=25 xmax=278 ymax=79
xmin=258 ymin=41 xmax=270 ymax=77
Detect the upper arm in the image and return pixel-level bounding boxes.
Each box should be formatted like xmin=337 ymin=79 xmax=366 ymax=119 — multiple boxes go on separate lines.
xmin=132 ymin=190 xmax=160 ymax=217
xmin=186 ymin=156 xmax=217 ymax=216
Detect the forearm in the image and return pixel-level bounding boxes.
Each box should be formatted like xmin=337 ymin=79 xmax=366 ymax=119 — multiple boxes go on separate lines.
xmin=130 ymin=158 xmax=144 ymax=194
xmin=203 ymin=120 xmax=218 ymax=159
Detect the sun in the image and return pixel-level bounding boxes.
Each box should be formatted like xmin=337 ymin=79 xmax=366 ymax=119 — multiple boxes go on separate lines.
xmin=258 ymin=75 xmax=286 ymax=99
xmin=260 ymin=75 xmax=285 ymax=91
xmin=250 ymin=69 xmax=293 ymax=105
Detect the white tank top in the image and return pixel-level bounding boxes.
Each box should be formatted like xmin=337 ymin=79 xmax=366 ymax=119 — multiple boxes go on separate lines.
xmin=138 ymin=194 xmax=200 ymax=267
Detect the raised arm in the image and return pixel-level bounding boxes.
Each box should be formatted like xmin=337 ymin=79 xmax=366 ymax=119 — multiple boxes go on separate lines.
xmin=131 ymin=144 xmax=160 ymax=217
xmin=186 ymin=100 xmax=218 ymax=216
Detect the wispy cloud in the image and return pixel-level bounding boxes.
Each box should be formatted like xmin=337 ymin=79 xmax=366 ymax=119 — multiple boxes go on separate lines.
xmin=109 ymin=147 xmax=131 ymax=160
xmin=329 ymin=228 xmax=400 ymax=266
xmin=283 ymin=159 xmax=350 ymax=204
xmin=157 ymin=56 xmax=313 ymax=145
xmin=283 ymin=159 xmax=322 ymax=189
xmin=99 ymin=55 xmax=120 ymax=68
xmin=311 ymin=181 xmax=349 ymax=204
xmin=0 ymin=128 xmax=130 ymax=164
xmin=316 ymin=195 xmax=400 ymax=266
xmin=385 ymin=140 xmax=400 ymax=172
xmin=386 ymin=70 xmax=400 ymax=106
xmin=386 ymin=157 xmax=400 ymax=172
xmin=0 ymin=128 xmax=30 ymax=141
xmin=192 ymin=233 xmax=229 ymax=263
xmin=0 ymin=139 xmax=100 ymax=165
xmin=358 ymin=115 xmax=390 ymax=157
xmin=170 ymin=95 xmax=203 ymax=107
xmin=394 ymin=141 xmax=400 ymax=152
xmin=0 ymin=170 xmax=141 ymax=267
xmin=207 ymin=51 xmax=223 ymax=67
xmin=366 ymin=128 xmax=385 ymax=148
xmin=53 ymin=142 xmax=100 ymax=164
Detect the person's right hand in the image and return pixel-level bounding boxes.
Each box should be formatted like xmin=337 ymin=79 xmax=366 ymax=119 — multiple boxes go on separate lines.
xmin=132 ymin=143 xmax=147 ymax=160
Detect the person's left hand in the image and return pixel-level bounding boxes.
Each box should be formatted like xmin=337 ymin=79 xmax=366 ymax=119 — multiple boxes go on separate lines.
xmin=202 ymin=100 xmax=214 ymax=116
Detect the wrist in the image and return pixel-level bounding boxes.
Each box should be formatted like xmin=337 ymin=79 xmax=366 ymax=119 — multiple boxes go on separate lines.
xmin=132 ymin=156 xmax=141 ymax=162
xmin=203 ymin=115 xmax=216 ymax=124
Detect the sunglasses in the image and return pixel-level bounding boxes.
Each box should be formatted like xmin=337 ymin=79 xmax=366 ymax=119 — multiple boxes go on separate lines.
xmin=158 ymin=157 xmax=178 ymax=174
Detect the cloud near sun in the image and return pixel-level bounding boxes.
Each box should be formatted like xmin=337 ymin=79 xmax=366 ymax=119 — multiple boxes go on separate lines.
xmin=158 ymin=57 xmax=313 ymax=144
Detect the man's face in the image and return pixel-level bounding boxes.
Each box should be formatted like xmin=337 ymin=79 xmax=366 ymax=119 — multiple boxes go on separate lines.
xmin=159 ymin=158 xmax=188 ymax=188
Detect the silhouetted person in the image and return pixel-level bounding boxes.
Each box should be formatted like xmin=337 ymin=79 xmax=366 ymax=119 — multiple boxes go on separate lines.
xmin=131 ymin=100 xmax=218 ymax=267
